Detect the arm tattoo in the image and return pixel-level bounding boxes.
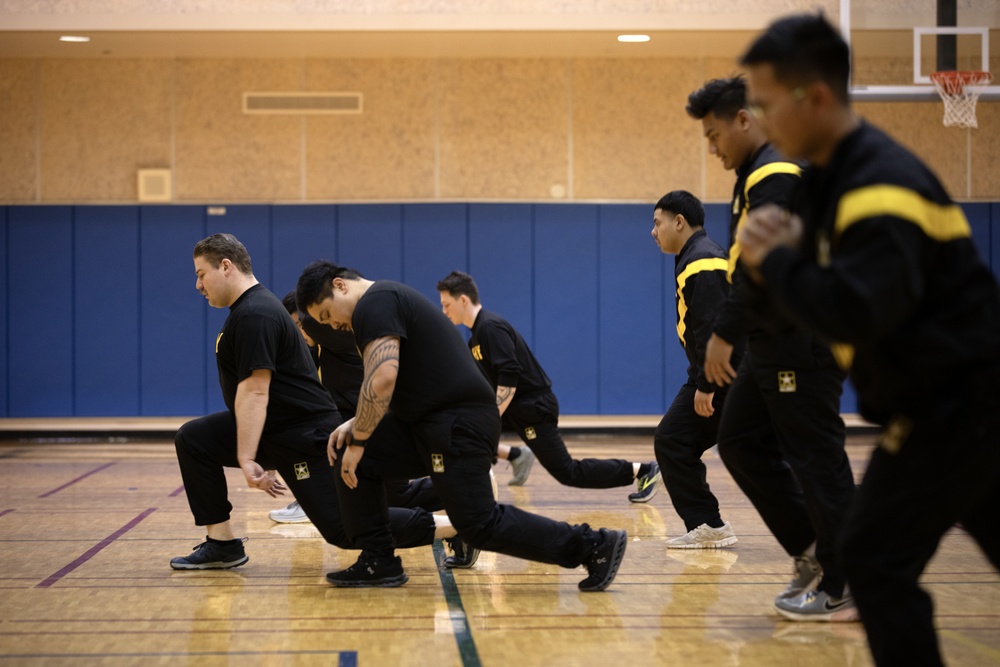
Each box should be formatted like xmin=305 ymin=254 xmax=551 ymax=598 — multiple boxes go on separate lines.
xmin=354 ymin=336 xmax=399 ymax=436
xmin=496 ymin=386 xmax=513 ymax=407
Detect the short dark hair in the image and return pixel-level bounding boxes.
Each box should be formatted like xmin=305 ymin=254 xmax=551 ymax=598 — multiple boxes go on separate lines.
xmin=436 ymin=270 xmax=479 ymax=305
xmin=193 ymin=233 xmax=252 ymax=274
xmin=740 ymin=13 xmax=851 ymax=105
xmin=281 ymin=291 xmax=298 ymax=316
xmin=655 ymin=190 xmax=705 ymax=228
xmin=686 ymin=76 xmax=747 ymax=121
xmin=295 ymin=260 xmax=364 ymax=310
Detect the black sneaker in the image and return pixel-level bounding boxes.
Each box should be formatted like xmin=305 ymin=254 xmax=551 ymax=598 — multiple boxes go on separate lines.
xmin=326 ymin=553 xmax=409 ymax=588
xmin=170 ymin=537 xmax=249 ymax=570
xmin=578 ymin=528 xmax=628 ymax=592
xmin=443 ymin=536 xmax=480 ymax=569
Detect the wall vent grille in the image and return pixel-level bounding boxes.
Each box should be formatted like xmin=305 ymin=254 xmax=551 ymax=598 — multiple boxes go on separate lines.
xmin=242 ymin=92 xmax=363 ymax=115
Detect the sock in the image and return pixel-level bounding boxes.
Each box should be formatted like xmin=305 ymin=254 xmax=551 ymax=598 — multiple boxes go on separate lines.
xmin=508 ymin=447 xmax=521 ymax=462
xmin=636 ymin=463 xmax=652 ymax=478
xmin=706 ymin=519 xmax=726 ymax=529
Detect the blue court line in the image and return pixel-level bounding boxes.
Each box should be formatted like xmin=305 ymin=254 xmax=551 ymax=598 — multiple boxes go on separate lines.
xmin=0 ymin=651 xmax=357 ymax=664
xmin=432 ymin=539 xmax=482 ymax=667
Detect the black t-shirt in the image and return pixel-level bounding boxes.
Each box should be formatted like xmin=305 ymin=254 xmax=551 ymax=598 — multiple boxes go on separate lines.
xmin=469 ymin=308 xmax=551 ymax=395
xmin=300 ymin=315 xmax=363 ymax=416
xmin=351 ymin=281 xmax=495 ymax=422
xmin=216 ymin=284 xmax=339 ymax=432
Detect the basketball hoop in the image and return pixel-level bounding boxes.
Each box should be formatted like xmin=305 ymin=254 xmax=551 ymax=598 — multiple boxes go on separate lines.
xmin=930 ymin=70 xmax=993 ymax=128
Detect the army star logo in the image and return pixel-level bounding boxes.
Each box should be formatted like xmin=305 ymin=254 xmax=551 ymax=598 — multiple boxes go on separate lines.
xmin=431 ymin=454 xmax=445 ymax=473
xmin=778 ymin=371 xmax=797 ymax=393
xmin=524 ymin=426 xmax=537 ymax=440
xmin=294 ymin=462 xmax=310 ymax=480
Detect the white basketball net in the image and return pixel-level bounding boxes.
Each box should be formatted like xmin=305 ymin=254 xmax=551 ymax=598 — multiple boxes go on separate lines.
xmin=931 ymin=71 xmax=993 ymax=129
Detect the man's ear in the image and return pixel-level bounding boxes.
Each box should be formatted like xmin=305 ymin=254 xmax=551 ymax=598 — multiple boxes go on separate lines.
xmin=806 ymin=80 xmax=835 ymax=113
xmin=735 ymin=108 xmax=754 ymax=131
xmin=674 ymin=214 xmax=688 ymax=231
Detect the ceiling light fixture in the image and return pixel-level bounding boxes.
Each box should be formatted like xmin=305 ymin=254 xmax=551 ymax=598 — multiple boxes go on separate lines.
xmin=59 ymin=35 xmax=91 ymax=43
xmin=617 ymin=34 xmax=650 ymax=43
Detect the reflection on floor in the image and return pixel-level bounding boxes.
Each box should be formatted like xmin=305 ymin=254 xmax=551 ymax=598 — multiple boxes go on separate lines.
xmin=1 ymin=434 xmax=997 ymax=666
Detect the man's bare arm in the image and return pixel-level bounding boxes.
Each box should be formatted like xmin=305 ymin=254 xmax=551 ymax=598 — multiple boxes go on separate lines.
xmin=352 ymin=336 xmax=400 ymax=440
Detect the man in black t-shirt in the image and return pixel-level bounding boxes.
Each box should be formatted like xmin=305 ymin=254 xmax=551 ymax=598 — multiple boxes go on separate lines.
xmin=436 ymin=271 xmax=660 ymax=502
xmin=269 ymin=292 xmax=445 ymax=526
xmin=171 ymin=234 xmax=464 ymax=571
xmin=296 ymin=260 xmax=628 ymax=590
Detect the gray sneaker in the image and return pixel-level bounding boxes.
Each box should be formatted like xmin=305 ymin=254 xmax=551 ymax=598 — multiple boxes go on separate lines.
xmin=665 ymin=522 xmax=738 ymax=549
xmin=269 ymin=500 xmax=310 ymax=524
xmin=776 ymin=555 xmax=822 ymax=602
xmin=508 ymin=446 xmax=535 ymax=486
xmin=774 ymin=589 xmax=859 ymax=622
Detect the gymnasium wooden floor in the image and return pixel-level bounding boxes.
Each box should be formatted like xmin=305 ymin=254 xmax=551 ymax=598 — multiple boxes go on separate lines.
xmin=1 ymin=433 xmax=998 ymax=666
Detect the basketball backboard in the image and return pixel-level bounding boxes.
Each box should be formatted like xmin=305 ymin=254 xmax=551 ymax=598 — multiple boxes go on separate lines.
xmin=844 ymin=0 xmax=999 ymax=101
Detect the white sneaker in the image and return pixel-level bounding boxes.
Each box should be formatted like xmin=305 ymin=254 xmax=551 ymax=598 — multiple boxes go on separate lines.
xmin=268 ymin=500 xmax=310 ymax=524
xmin=665 ymin=522 xmax=738 ymax=549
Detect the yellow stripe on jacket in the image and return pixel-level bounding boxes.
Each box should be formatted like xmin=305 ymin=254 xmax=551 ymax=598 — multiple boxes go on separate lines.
xmin=677 ymin=257 xmax=729 ymax=346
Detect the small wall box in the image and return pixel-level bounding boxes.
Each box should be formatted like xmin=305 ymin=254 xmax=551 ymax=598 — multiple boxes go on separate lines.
xmin=137 ymin=169 xmax=172 ymax=202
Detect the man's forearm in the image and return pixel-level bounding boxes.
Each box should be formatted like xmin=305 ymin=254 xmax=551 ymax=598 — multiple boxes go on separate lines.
xmin=235 ymin=387 xmax=269 ymax=464
xmin=353 ymin=337 xmax=399 ymax=440
xmin=496 ymin=385 xmax=516 ymax=416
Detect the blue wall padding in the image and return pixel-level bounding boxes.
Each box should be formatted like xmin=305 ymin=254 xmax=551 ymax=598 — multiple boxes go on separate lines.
xmin=74 ymin=206 xmax=141 ymax=416
xmin=3 ymin=202 xmax=997 ymax=418
xmin=993 ymin=204 xmax=1000 ymax=281
xmin=8 ymin=206 xmax=75 ymax=416
xmin=534 ymin=204 xmax=600 ymax=413
xmin=139 ymin=205 xmax=209 ymax=416
xmin=468 ymin=204 xmax=535 ymax=345
xmin=339 ymin=204 xmax=403 ymax=282
xmin=271 ymin=205 xmax=338 ymax=299
xmin=597 ymin=204 xmax=671 ymax=414
xmin=401 ymin=204 xmax=468 ymax=306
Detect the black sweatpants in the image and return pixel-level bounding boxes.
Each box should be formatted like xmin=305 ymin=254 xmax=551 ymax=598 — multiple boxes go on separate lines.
xmin=717 ymin=337 xmax=855 ymax=596
xmin=386 ymin=477 xmax=441 ymax=512
xmin=174 ymin=411 xmax=436 ymax=549
xmin=840 ymin=403 xmax=1000 ymax=667
xmin=503 ymin=392 xmax=635 ymax=488
xmin=340 ymin=405 xmax=600 ymax=568
xmin=654 ymin=383 xmax=727 ymax=531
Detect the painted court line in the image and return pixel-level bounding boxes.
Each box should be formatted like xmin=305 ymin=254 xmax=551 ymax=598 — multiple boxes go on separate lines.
xmin=36 ymin=508 xmax=158 ymax=589
xmin=168 ymin=485 xmax=186 ymax=497
xmin=0 ymin=509 xmax=15 ymax=518
xmin=37 ymin=462 xmax=117 ymax=498
xmin=432 ymin=539 xmax=482 ymax=667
